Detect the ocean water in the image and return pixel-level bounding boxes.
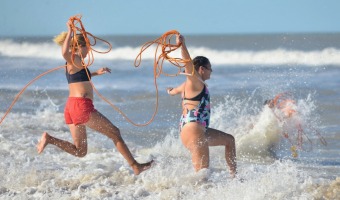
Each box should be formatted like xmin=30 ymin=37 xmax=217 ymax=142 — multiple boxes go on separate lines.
xmin=0 ymin=33 xmax=339 ymax=199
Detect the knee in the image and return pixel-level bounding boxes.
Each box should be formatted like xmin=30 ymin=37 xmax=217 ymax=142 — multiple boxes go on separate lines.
xmin=230 ymin=135 xmax=235 ymax=143
xmin=226 ymin=134 xmax=235 ymax=147
xmin=109 ymin=127 xmax=123 ymax=142
xmin=75 ymin=145 xmax=87 ymax=157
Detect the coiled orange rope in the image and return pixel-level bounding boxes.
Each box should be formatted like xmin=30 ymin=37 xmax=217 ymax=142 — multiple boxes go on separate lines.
xmin=125 ymin=30 xmax=196 ymax=126
xmin=134 ymin=30 xmax=193 ymax=77
xmin=68 ymin=15 xmax=112 ymax=68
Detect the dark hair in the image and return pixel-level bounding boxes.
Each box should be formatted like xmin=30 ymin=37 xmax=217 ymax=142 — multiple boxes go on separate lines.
xmin=264 ymin=99 xmax=275 ymax=106
xmin=192 ymin=56 xmax=210 ymax=71
xmin=74 ymin=34 xmax=86 ymax=46
xmin=264 ymin=99 xmax=271 ymax=105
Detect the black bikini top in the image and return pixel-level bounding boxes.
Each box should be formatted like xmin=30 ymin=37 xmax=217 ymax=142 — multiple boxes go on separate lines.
xmin=65 ymin=64 xmax=91 ymax=84
xmin=183 ymin=85 xmax=206 ymax=101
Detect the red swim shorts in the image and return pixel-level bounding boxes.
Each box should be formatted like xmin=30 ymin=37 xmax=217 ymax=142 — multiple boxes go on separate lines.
xmin=64 ymin=97 xmax=97 ymax=125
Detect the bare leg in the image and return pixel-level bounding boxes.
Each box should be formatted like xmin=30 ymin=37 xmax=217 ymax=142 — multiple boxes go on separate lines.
xmin=180 ymin=122 xmax=209 ymax=171
xmin=86 ymin=110 xmax=152 ymax=175
xmin=206 ymin=127 xmax=237 ymax=178
xmin=37 ymin=124 xmax=88 ymax=157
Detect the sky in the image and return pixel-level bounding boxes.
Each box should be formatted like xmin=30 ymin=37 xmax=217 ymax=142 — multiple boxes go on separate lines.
xmin=1 ymin=0 xmax=340 ymax=37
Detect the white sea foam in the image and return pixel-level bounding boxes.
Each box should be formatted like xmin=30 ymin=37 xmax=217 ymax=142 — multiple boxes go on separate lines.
xmin=1 ymin=39 xmax=340 ymax=66
xmin=0 ymin=45 xmax=339 ymax=199
xmin=0 ymin=95 xmax=338 ymax=199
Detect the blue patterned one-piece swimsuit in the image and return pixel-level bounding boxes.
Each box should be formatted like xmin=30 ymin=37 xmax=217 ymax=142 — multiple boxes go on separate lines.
xmin=179 ymin=85 xmax=211 ymax=132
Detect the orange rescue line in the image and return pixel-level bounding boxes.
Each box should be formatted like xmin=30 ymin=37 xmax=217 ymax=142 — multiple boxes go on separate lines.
xmin=134 ymin=30 xmax=193 ymax=77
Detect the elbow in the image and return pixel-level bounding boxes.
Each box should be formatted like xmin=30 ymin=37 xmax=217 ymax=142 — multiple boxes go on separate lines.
xmin=61 ymin=51 xmax=69 ymax=61
xmin=61 ymin=49 xmax=70 ymax=59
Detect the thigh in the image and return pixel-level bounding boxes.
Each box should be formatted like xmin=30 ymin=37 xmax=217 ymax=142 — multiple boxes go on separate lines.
xmin=86 ymin=110 xmax=121 ymax=139
xmin=206 ymin=127 xmax=234 ymax=146
xmin=68 ymin=124 xmax=87 ymax=148
xmin=180 ymin=122 xmax=207 ymax=148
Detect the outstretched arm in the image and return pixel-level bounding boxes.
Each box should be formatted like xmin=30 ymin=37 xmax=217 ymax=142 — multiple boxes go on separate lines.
xmin=91 ymin=67 xmax=111 ymax=77
xmin=167 ymin=82 xmax=185 ymax=96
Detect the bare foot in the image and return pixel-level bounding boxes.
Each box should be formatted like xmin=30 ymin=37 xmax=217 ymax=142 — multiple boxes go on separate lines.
xmin=131 ymin=160 xmax=154 ymax=175
xmin=37 ymin=132 xmax=49 ymax=154
xmin=230 ymin=172 xmax=236 ymax=179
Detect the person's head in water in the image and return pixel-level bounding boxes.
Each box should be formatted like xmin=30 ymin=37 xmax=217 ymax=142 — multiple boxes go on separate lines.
xmin=264 ymin=99 xmax=275 ymax=108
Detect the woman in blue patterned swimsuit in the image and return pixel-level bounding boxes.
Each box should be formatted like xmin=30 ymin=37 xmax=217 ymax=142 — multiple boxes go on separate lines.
xmin=167 ymin=34 xmax=237 ymax=178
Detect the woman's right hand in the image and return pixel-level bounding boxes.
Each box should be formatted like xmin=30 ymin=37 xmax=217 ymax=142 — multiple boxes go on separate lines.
xmin=66 ymin=19 xmax=72 ymax=32
xmin=166 ymin=87 xmax=174 ymax=95
xmin=176 ymin=34 xmax=185 ymax=45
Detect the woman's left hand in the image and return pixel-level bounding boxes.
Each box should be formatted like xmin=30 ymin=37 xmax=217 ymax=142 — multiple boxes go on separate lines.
xmin=97 ymin=67 xmax=111 ymax=75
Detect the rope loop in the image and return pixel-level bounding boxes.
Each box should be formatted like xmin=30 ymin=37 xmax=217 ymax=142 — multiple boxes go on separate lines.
xmin=134 ymin=30 xmax=193 ymax=78
xmin=0 ymin=18 xmax=193 ymax=128
xmin=68 ymin=14 xmax=112 ymax=69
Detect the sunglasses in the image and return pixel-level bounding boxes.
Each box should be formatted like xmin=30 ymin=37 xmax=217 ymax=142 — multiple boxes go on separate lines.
xmin=202 ymin=66 xmax=213 ymax=72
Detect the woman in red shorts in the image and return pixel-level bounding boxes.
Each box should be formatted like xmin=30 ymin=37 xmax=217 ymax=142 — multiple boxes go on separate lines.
xmin=36 ymin=18 xmax=153 ymax=175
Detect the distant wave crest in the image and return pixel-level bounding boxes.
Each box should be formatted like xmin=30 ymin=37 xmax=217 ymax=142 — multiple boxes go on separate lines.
xmin=1 ymin=39 xmax=340 ymax=66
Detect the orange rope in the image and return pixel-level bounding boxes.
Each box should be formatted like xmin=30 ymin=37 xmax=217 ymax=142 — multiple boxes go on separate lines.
xmin=0 ymin=17 xmax=193 ymax=127
xmin=126 ymin=30 xmax=197 ymax=126
xmin=68 ymin=15 xmax=112 ymax=68
xmin=134 ymin=30 xmax=193 ymax=77
xmin=0 ymin=15 xmax=158 ymax=127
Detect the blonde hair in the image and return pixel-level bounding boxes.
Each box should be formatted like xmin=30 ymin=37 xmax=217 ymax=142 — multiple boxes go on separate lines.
xmin=53 ymin=32 xmax=86 ymax=47
xmin=53 ymin=32 xmax=67 ymax=46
